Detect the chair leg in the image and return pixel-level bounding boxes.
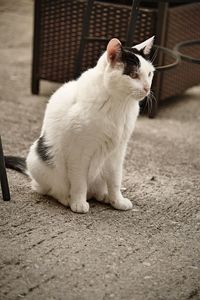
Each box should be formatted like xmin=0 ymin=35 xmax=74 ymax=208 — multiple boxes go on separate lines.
xmin=149 ymin=2 xmax=169 ymax=118
xmin=31 ymin=0 xmax=41 ymax=95
xmin=31 ymin=77 xmax=40 ymax=95
xmin=75 ymin=0 xmax=95 ymax=78
xmin=0 ymin=136 xmax=10 ymax=201
xmin=126 ymin=0 xmax=141 ymax=46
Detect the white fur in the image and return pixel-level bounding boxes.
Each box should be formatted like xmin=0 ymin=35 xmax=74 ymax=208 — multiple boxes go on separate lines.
xmin=26 ymin=38 xmax=155 ymax=213
xmin=133 ymin=36 xmax=154 ymax=55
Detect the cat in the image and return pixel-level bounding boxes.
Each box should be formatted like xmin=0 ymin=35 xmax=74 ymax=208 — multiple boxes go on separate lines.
xmin=5 ymin=36 xmax=155 ymax=213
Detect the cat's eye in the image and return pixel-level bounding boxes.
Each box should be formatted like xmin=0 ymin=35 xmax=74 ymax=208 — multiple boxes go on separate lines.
xmin=148 ymin=72 xmax=152 ymax=77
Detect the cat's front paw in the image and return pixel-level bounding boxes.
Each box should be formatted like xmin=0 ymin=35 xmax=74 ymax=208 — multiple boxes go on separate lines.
xmin=110 ymin=197 xmax=133 ymax=211
xmin=70 ymin=201 xmax=89 ymax=214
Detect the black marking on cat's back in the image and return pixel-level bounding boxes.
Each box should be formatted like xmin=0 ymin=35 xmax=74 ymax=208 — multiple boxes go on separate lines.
xmin=36 ymin=135 xmax=53 ymax=164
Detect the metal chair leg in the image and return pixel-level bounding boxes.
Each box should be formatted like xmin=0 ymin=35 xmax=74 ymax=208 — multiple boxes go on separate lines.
xmin=75 ymin=0 xmax=95 ymax=78
xmin=149 ymin=1 xmax=169 ymax=118
xmin=31 ymin=0 xmax=41 ymax=95
xmin=126 ymin=0 xmax=141 ymax=46
xmin=0 ymin=136 xmax=10 ymax=201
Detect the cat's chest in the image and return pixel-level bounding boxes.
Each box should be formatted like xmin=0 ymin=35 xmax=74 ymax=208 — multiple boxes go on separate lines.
xmin=94 ymin=108 xmax=136 ymax=152
xmin=105 ymin=106 xmax=137 ymax=141
xmin=87 ymin=109 xmax=136 ymax=178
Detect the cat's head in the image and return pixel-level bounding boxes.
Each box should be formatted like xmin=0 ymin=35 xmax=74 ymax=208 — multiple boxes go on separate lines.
xmin=100 ymin=37 xmax=155 ymax=101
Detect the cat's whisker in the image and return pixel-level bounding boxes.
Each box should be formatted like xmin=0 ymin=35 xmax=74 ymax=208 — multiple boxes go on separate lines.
xmin=146 ymin=90 xmax=157 ymax=114
xmin=151 ymin=47 xmax=159 ymax=64
xmin=146 ymin=95 xmax=150 ymax=114
xmin=150 ymin=91 xmax=157 ymax=104
xmin=145 ymin=97 xmax=148 ymax=113
xmin=143 ymin=97 xmax=149 ymax=112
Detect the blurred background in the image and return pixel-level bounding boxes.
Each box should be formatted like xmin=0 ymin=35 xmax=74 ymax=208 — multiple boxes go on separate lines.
xmin=30 ymin=0 xmax=200 ymax=117
xmin=0 ymin=1 xmax=200 ymax=300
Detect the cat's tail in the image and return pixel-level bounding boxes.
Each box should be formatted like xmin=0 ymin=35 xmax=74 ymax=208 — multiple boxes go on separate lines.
xmin=4 ymin=156 xmax=28 ymax=176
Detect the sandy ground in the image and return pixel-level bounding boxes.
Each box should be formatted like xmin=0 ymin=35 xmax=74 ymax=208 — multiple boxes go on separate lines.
xmin=0 ymin=1 xmax=200 ymax=299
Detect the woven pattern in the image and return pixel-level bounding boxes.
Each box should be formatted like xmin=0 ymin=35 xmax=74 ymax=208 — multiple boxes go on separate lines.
xmin=40 ymin=0 xmax=85 ymax=82
xmin=39 ymin=0 xmax=156 ymax=82
xmin=160 ymin=3 xmax=200 ymax=101
xmin=81 ymin=2 xmax=156 ymax=72
xmin=35 ymin=1 xmax=199 ymax=102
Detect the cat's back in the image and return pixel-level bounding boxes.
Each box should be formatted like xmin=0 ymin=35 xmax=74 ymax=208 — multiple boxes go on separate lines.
xmin=48 ymin=80 xmax=78 ymax=113
xmin=46 ymin=67 xmax=102 ymax=114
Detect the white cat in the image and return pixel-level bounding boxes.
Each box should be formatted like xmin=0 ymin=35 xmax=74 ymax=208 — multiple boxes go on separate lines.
xmin=5 ymin=37 xmax=155 ymax=213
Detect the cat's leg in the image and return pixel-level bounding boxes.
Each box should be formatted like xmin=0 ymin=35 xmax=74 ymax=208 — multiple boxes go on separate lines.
xmin=103 ymin=145 xmax=133 ymax=210
xmin=48 ymin=185 xmax=69 ymax=207
xmin=46 ymin=168 xmax=70 ymax=207
xmin=68 ymin=158 xmax=90 ymax=213
xmin=69 ymin=172 xmax=89 ymax=213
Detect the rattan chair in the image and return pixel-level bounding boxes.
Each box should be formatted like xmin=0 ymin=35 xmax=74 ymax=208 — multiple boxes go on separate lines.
xmin=0 ymin=136 xmax=10 ymax=201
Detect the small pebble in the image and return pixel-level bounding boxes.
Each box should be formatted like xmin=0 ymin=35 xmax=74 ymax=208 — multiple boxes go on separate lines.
xmin=132 ymin=208 xmax=139 ymax=212
xmin=121 ymin=187 xmax=127 ymax=191
xmin=144 ymin=275 xmax=152 ymax=279
xmin=143 ymin=262 xmax=151 ymax=267
xmin=188 ymin=265 xmax=198 ymax=270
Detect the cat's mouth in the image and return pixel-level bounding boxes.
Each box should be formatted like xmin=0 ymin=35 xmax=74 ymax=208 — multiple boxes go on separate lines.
xmin=130 ymin=90 xmax=149 ymax=101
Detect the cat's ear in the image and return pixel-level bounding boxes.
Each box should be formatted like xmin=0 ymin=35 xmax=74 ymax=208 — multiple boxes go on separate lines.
xmin=133 ymin=36 xmax=154 ymax=55
xmin=107 ymin=38 xmax=122 ymax=64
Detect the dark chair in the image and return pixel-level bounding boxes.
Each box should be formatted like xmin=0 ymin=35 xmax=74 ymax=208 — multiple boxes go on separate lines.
xmin=0 ymin=136 xmax=10 ymax=201
xmin=31 ymin=0 xmax=200 ymax=117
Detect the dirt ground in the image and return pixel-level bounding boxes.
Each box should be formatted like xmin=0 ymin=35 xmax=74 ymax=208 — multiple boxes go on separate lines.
xmin=0 ymin=1 xmax=200 ymax=299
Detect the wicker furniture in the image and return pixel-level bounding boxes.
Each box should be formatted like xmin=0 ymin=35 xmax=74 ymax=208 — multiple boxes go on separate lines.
xmin=32 ymin=0 xmax=200 ymax=116
xmin=158 ymin=2 xmax=200 ymax=102
xmin=32 ymin=0 xmax=157 ymax=91
xmin=0 ymin=136 xmax=10 ymax=201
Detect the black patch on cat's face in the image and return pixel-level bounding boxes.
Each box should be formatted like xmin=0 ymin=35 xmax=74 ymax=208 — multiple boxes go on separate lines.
xmin=121 ymin=47 xmax=140 ymax=76
xmin=36 ymin=135 xmax=53 ymax=164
